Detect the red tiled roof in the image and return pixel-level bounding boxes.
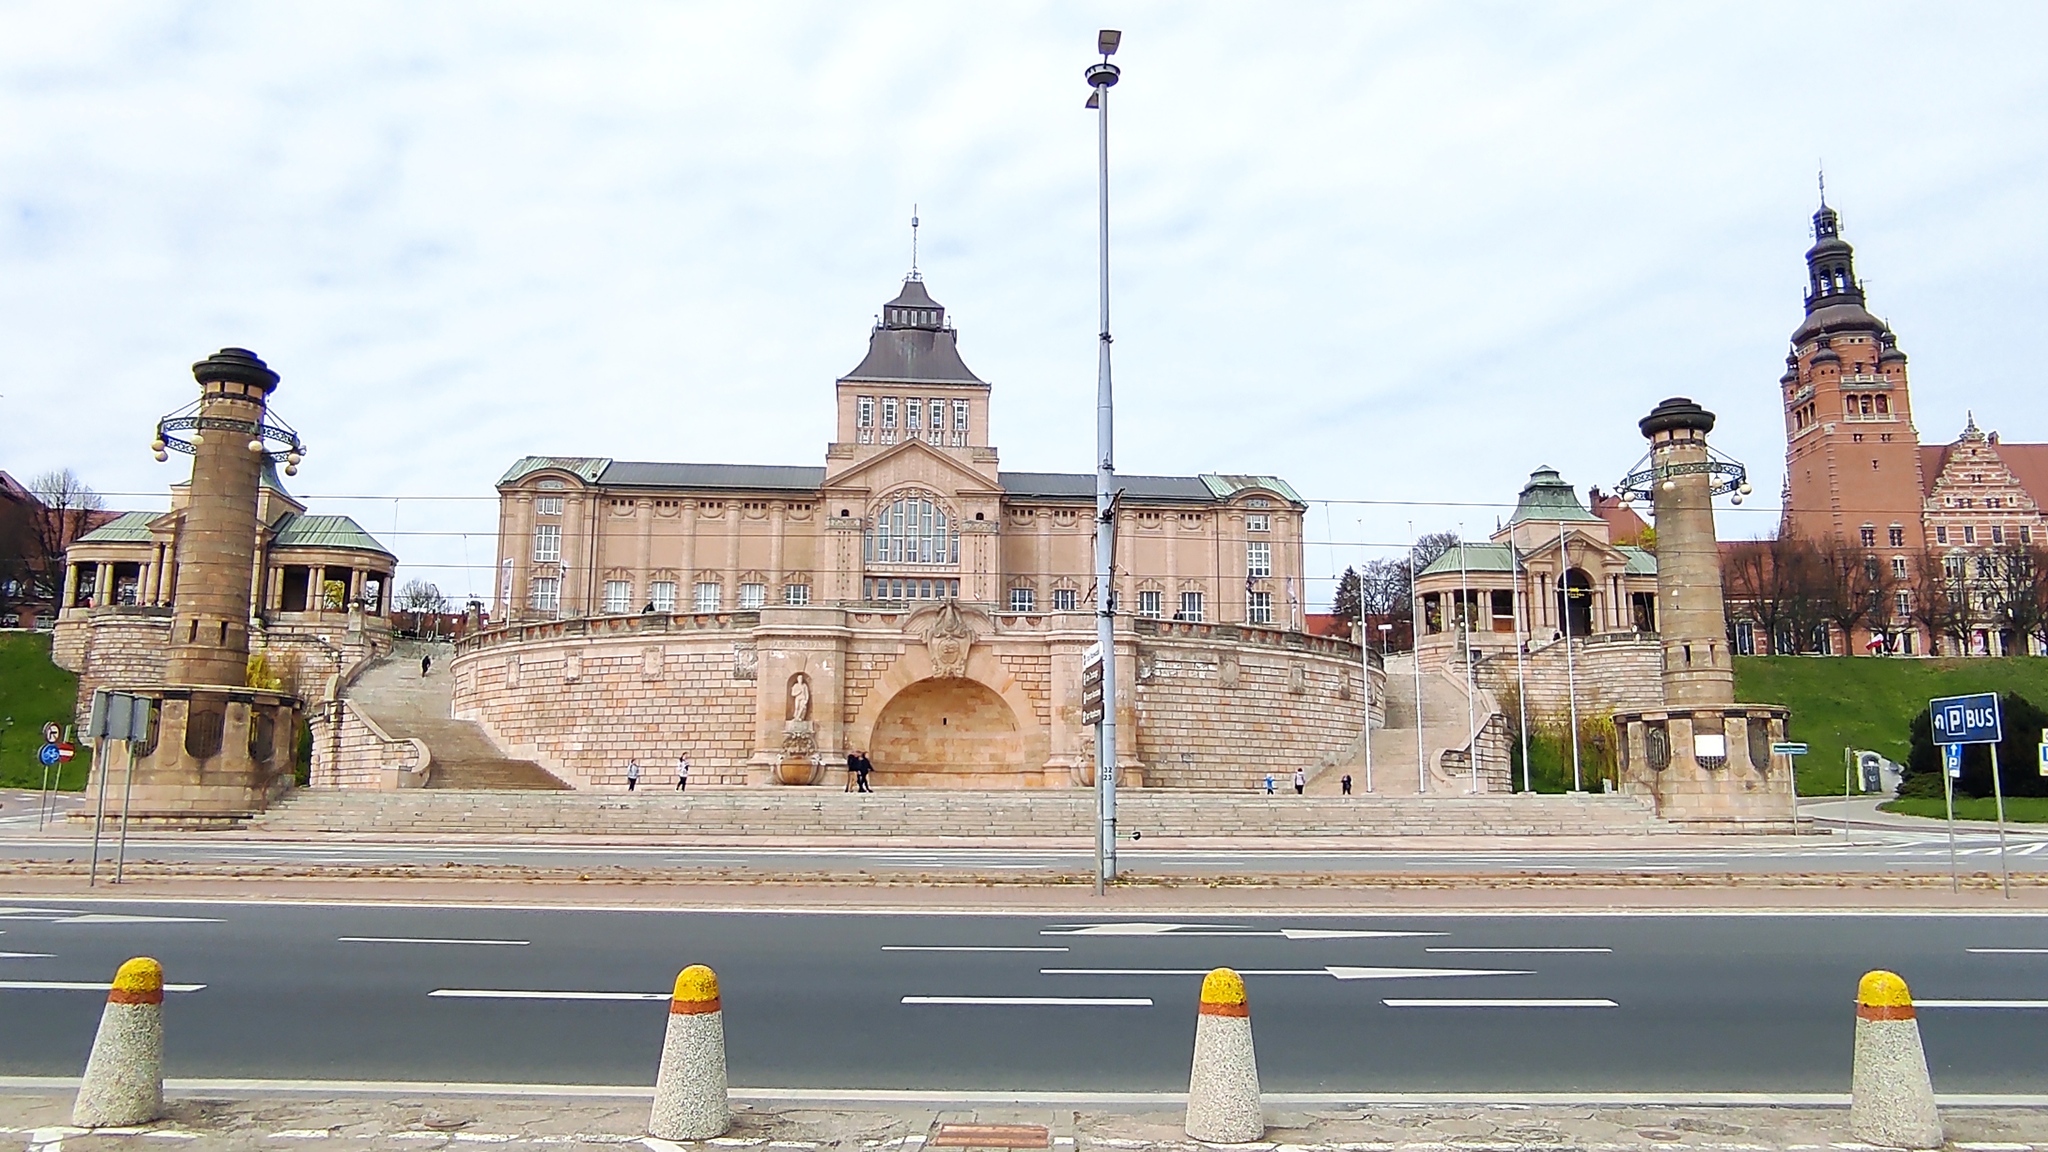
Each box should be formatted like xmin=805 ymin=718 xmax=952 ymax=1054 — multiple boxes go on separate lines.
xmin=1998 ymin=443 xmax=2048 ymax=510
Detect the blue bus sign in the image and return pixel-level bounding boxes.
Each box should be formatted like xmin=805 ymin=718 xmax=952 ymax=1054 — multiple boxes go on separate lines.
xmin=1931 ymin=693 xmax=2002 ymax=745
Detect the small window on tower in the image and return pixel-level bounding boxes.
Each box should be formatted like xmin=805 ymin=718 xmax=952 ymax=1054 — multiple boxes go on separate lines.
xmin=906 ymin=399 xmax=921 ymax=431
xmin=1860 ymin=526 xmax=1876 ymax=548
xmin=1889 ymin=525 xmax=1905 ymax=547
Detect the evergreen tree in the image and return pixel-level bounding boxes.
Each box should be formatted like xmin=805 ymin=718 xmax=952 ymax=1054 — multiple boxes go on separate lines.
xmin=1332 ymin=566 xmax=1362 ymax=622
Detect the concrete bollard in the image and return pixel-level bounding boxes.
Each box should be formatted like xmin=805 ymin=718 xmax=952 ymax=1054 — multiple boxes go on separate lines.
xmin=1849 ymin=969 xmax=1943 ymax=1150
xmin=72 ymin=957 xmax=166 ymax=1128
xmin=649 ymin=964 xmax=730 ymax=1141
xmin=1185 ymin=967 xmax=1263 ymax=1143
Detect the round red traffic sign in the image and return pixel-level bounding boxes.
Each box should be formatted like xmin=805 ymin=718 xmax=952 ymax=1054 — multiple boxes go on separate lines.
xmin=56 ymin=742 xmax=76 ymax=762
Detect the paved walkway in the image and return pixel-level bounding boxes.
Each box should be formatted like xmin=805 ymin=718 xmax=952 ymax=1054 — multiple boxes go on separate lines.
xmin=5 ymin=1091 xmax=2048 ymax=1152
xmin=1802 ymin=795 xmax=2029 ymax=833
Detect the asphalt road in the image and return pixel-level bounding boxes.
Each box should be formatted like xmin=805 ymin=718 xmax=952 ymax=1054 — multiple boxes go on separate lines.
xmin=3 ymin=900 xmax=2047 ymax=1094
xmin=3 ymin=828 xmax=2046 ymax=875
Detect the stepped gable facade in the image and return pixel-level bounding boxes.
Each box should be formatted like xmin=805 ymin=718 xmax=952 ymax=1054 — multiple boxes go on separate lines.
xmin=1772 ymin=199 xmax=2048 ymax=656
xmin=454 ymin=273 xmax=1379 ymax=791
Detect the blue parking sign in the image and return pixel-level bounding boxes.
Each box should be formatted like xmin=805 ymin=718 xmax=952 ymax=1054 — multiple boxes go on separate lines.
xmin=1931 ymin=693 xmax=2002 ymax=745
xmin=1943 ymin=742 xmax=1963 ymax=778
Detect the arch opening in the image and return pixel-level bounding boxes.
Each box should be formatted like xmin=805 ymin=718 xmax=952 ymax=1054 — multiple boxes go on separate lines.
xmin=869 ymin=677 xmax=1026 ymax=788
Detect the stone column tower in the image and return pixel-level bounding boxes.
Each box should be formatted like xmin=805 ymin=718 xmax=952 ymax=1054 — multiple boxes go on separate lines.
xmin=1640 ymin=397 xmax=1737 ymax=706
xmin=1613 ymin=397 xmax=1796 ymax=832
xmin=164 ymin=348 xmax=280 ymax=687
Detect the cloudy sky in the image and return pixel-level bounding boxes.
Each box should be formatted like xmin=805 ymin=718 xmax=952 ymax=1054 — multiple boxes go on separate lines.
xmin=3 ymin=2 xmax=2043 ymax=609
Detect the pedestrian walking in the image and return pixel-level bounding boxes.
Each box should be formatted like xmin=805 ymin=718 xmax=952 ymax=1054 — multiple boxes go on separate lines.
xmin=844 ymin=750 xmax=858 ymax=792
xmin=676 ymin=753 xmax=690 ymax=791
xmin=1341 ymin=773 xmax=1352 ymax=796
xmin=1293 ymin=768 xmax=1306 ymax=795
xmin=626 ymin=759 xmax=642 ymax=792
xmin=856 ymin=751 xmax=874 ymax=793
xmin=1263 ymin=774 xmax=1275 ymax=795
xmin=421 ymin=653 xmax=432 ymax=677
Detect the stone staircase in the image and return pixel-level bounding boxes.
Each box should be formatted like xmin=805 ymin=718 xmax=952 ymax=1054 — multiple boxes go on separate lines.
xmin=345 ymin=641 xmax=568 ymax=790
xmin=1306 ymin=654 xmax=1497 ymax=795
xmin=250 ymin=788 xmax=1678 ymax=839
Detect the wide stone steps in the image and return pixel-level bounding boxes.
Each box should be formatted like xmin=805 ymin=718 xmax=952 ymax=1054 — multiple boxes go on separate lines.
xmin=345 ymin=641 xmax=567 ymax=791
xmin=251 ymin=789 xmax=1677 ymax=838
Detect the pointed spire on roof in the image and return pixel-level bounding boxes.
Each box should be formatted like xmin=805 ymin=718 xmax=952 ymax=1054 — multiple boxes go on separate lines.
xmin=909 ymin=204 xmax=921 ymax=281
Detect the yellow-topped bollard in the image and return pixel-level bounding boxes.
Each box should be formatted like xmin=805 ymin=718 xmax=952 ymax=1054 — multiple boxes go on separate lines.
xmin=73 ymin=958 xmax=166 ymax=1127
xmin=1850 ymin=970 xmax=1941 ymax=1149
xmin=649 ymin=964 xmax=730 ymax=1140
xmin=1185 ymin=967 xmax=1262 ymax=1143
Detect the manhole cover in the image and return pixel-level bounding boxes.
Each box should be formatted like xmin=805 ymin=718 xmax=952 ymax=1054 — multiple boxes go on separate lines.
xmin=930 ymin=1125 xmax=1052 ymax=1149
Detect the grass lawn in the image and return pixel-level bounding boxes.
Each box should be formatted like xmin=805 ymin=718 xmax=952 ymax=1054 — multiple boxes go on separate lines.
xmin=0 ymin=631 xmax=90 ymax=790
xmin=1735 ymin=655 xmax=2048 ymax=797
xmin=1881 ymin=796 xmax=2048 ymax=823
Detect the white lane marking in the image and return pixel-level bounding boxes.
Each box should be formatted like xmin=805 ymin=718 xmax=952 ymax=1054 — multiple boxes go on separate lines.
xmin=1918 ymin=1000 xmax=2048 ymax=1009
xmin=1382 ymin=998 xmax=1618 ymax=1008
xmin=882 ymin=946 xmax=1069 ymax=952
xmin=1967 ymin=948 xmax=2048 ymax=954
xmin=428 ymin=989 xmax=667 ymax=1002
xmin=1 ymin=980 xmax=205 ymax=992
xmin=901 ymin=996 xmax=1151 ymax=1006
xmin=1328 ymin=966 xmax=1531 ymax=981
xmin=0 ymin=952 xmax=56 ymax=959
xmin=1427 ymin=947 xmax=1611 ymax=954
xmin=47 ymin=914 xmax=224 ymax=925
xmin=338 ymin=937 xmax=529 ymax=946
xmin=1040 ymin=966 xmax=1529 ymax=980
xmin=1040 ymin=922 xmax=1438 ymax=939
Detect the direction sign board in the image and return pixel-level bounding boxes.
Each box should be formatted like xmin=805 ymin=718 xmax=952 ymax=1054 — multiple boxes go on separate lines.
xmin=38 ymin=743 xmax=59 ymax=768
xmin=1080 ymin=649 xmax=1106 ymax=727
xmin=1944 ymin=742 xmax=1963 ymax=778
xmin=1771 ymin=742 xmax=1809 ymax=756
xmin=2038 ymin=738 xmax=2047 ymax=778
xmin=1931 ymin=693 xmax=2002 ymax=745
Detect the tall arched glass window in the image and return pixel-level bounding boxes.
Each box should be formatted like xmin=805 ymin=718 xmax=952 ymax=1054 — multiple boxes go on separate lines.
xmin=866 ymin=495 xmax=958 ymax=566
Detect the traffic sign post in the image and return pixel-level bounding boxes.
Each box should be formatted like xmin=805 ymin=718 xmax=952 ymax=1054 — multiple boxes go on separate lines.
xmin=2038 ymin=729 xmax=2047 ymax=778
xmin=1932 ymin=692 xmax=2004 ymax=897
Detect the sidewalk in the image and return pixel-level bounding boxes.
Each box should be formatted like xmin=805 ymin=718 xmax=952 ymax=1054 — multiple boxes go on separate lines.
xmin=1799 ymin=795 xmax=2044 ymax=835
xmin=7 ymin=1088 xmax=2048 ymax=1152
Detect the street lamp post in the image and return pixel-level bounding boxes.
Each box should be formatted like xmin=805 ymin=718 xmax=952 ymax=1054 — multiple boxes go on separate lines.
xmin=1086 ymin=30 xmax=1122 ymax=894
xmin=1375 ymin=622 xmax=1393 ymax=793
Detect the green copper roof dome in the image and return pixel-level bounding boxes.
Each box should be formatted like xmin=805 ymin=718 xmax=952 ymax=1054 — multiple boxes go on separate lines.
xmin=1505 ymin=466 xmax=1600 ymax=527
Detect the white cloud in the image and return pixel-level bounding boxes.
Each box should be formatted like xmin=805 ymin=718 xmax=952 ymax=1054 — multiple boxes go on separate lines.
xmin=1 ymin=1 xmax=2042 ymax=606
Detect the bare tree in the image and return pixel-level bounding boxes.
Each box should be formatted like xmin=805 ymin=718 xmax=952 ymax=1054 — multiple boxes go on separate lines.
xmin=396 ymin=579 xmax=449 ymax=615
xmin=1984 ymin=544 xmax=2048 ymax=657
xmin=1909 ymin=548 xmax=1963 ymax=655
xmin=1721 ymin=539 xmax=1777 ymax=653
xmin=25 ymin=469 xmax=103 ymax=600
xmin=1813 ymin=537 xmax=1882 ymax=654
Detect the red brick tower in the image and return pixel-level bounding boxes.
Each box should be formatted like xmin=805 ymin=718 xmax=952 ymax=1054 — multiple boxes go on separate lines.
xmin=1780 ymin=200 xmax=1926 ymax=556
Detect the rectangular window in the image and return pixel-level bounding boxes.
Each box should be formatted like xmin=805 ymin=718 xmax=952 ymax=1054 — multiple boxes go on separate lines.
xmin=1992 ymin=526 xmax=2005 ymax=544
xmin=906 ymin=399 xmax=922 ymax=431
xmin=694 ymin=582 xmax=720 ymax=612
xmin=536 ymin=496 xmax=563 ymax=516
xmin=529 ymin=577 xmax=560 ymax=612
xmin=1860 ymin=526 xmax=1876 ymax=548
xmin=1137 ymin=589 xmax=1163 ymax=618
xmin=1179 ymin=591 xmax=1204 ymax=622
xmin=1964 ymin=526 xmax=1976 ymax=544
xmin=857 ymin=396 xmax=875 ymax=428
xmin=738 ymin=582 xmax=766 ymax=610
xmin=1053 ymin=588 xmax=1078 ymax=612
xmin=1896 ymin=590 xmax=1912 ymax=616
xmin=881 ymin=397 xmax=898 ymax=429
xmin=1889 ymin=525 xmax=1905 ymax=547
xmin=783 ymin=583 xmax=811 ymax=606
xmin=1246 ymin=514 xmax=1270 ymax=533
xmin=1247 ymin=591 xmax=1273 ymax=625
xmin=2023 ymin=527 xmax=2034 ymax=545
xmin=1010 ymin=586 xmax=1036 ymax=612
xmin=603 ymin=580 xmax=632 ymax=614
xmin=650 ymin=581 xmax=676 ymax=613
xmin=953 ymin=400 xmax=969 ymax=431
xmin=1891 ymin=557 xmax=1908 ymax=579
xmin=1246 ymin=541 xmax=1272 ymax=579
xmin=532 ymin=524 xmax=561 ymax=563
xmin=1936 ymin=526 xmax=1949 ymax=544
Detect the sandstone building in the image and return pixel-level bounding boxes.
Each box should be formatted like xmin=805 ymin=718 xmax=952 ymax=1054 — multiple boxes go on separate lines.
xmin=445 ymin=273 xmax=1378 ymax=790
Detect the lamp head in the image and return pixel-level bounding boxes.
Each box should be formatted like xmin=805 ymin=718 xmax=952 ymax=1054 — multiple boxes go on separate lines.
xmin=1098 ymin=29 xmax=1121 ymax=56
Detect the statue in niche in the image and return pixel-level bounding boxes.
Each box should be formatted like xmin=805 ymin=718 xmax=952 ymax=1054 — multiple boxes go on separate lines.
xmin=924 ymin=602 xmax=975 ymax=678
xmin=788 ymin=672 xmax=812 ymax=722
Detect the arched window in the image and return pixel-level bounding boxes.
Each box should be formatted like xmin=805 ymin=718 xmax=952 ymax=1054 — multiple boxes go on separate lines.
xmin=866 ymin=494 xmax=959 ymax=566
